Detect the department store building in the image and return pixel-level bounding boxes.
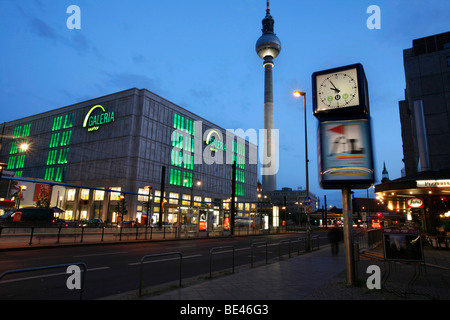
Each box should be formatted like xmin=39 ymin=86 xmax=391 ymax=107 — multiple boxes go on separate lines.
xmin=0 ymin=88 xmax=258 ymax=225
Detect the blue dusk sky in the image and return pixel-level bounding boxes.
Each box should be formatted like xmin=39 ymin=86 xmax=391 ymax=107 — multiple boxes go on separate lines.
xmin=1 ymin=0 xmax=449 ymax=208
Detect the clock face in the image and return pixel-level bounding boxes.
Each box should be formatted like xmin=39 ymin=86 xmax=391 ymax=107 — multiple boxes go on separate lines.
xmin=316 ymin=68 xmax=360 ymax=111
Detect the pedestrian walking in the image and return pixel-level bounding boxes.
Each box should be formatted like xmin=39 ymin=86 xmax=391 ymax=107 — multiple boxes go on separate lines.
xmin=328 ymin=222 xmax=341 ymax=255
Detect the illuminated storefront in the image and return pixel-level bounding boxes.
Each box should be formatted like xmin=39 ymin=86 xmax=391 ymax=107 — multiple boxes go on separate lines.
xmin=0 ymin=88 xmax=258 ymax=225
xmin=374 ymin=170 xmax=450 ymax=234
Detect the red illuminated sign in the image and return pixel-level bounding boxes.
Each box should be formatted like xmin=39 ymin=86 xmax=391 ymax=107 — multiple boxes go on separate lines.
xmin=407 ymin=198 xmax=424 ymax=208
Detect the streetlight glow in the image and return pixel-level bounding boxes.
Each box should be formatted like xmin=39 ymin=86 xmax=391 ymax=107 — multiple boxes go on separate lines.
xmin=19 ymin=143 xmax=29 ymax=152
xmin=293 ymin=91 xmax=305 ymax=97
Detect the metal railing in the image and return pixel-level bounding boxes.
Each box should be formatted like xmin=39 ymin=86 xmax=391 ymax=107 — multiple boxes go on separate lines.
xmin=209 ymin=246 xmax=235 ymax=278
xmin=138 ymin=252 xmax=183 ymax=297
xmin=251 ymin=241 xmax=268 ymax=268
xmin=0 ymin=262 xmax=87 ymax=300
xmin=0 ymin=233 xmax=327 ymax=299
xmin=0 ymin=225 xmax=296 ymax=247
xmin=354 ymin=228 xmax=383 ymax=250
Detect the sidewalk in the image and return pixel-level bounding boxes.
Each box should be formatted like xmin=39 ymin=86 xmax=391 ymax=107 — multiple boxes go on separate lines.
xmin=133 ymin=244 xmax=450 ymax=300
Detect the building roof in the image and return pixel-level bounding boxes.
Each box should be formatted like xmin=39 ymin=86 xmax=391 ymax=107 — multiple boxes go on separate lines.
xmin=374 ymin=168 xmax=450 ymax=195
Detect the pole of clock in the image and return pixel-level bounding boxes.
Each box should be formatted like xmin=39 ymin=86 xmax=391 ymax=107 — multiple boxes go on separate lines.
xmin=342 ymin=186 xmax=355 ymax=286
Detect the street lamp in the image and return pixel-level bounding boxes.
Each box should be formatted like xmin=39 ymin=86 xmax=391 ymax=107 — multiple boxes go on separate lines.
xmin=144 ymin=186 xmax=152 ymax=226
xmin=17 ymin=185 xmax=28 ymax=209
xmin=185 ymin=178 xmax=202 ymax=207
xmin=293 ymin=90 xmax=311 ymax=251
xmin=19 ymin=142 xmax=29 ymax=152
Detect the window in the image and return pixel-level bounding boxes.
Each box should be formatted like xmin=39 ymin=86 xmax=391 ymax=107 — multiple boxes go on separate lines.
xmin=67 ymin=189 xmax=76 ymax=201
xmin=194 ymin=196 xmax=202 ymax=206
xmin=169 ymin=192 xmax=179 ymax=205
xmin=138 ymin=188 xmax=150 ymax=202
xmin=154 ymin=190 xmax=161 ymax=203
xmin=94 ymin=189 xmax=105 ymax=201
xmin=110 ymin=187 xmax=121 ymax=200
xmin=182 ymin=194 xmax=191 ymax=206
xmin=447 ymin=56 xmax=450 ymax=67
xmin=80 ymin=189 xmax=90 ymax=200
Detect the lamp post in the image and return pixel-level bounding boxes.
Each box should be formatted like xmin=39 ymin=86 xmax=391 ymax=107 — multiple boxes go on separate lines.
xmin=17 ymin=185 xmax=28 ymax=209
xmin=144 ymin=186 xmax=152 ymax=227
xmin=293 ymin=91 xmax=311 ymax=251
xmin=183 ymin=178 xmax=202 ymax=236
xmin=184 ymin=179 xmax=202 ymax=207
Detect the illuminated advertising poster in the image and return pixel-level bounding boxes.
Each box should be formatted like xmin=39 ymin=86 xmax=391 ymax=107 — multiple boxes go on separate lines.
xmin=382 ymin=228 xmax=424 ymax=262
xmin=199 ymin=210 xmax=207 ymax=231
xmin=318 ymin=118 xmax=374 ymax=189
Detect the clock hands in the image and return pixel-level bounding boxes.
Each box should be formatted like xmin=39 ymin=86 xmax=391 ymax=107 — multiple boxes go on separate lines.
xmin=329 ymin=81 xmax=340 ymax=93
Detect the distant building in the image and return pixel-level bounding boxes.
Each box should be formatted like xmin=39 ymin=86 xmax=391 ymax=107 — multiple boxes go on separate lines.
xmin=381 ymin=162 xmax=390 ymax=183
xmin=0 ymin=88 xmax=258 ymax=224
xmin=263 ymin=187 xmax=317 ymax=224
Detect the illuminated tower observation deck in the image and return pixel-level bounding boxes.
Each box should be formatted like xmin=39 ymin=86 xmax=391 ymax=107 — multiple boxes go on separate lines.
xmin=256 ymin=1 xmax=281 ymax=192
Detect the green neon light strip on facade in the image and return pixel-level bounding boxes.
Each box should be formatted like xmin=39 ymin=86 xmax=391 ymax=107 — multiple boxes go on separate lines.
xmin=7 ymin=157 xmax=15 ymax=170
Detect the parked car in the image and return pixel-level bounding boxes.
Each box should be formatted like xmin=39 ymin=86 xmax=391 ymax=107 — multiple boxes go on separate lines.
xmin=0 ymin=209 xmax=16 ymax=222
xmin=151 ymin=221 xmax=173 ymax=228
xmin=52 ymin=218 xmax=69 ymax=227
xmin=79 ymin=218 xmax=103 ymax=227
xmin=117 ymin=220 xmax=139 ymax=228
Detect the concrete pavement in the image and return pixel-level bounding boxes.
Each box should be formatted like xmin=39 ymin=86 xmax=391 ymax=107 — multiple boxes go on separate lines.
xmin=2 ymin=229 xmax=449 ymax=301
xmin=133 ymin=243 xmax=450 ymax=301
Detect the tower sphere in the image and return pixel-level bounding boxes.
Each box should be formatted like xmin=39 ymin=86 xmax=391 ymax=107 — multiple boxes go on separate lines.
xmin=256 ymin=33 xmax=281 ymax=60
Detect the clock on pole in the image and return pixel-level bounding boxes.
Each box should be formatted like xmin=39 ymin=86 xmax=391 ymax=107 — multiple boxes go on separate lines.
xmin=312 ymin=63 xmax=369 ymax=118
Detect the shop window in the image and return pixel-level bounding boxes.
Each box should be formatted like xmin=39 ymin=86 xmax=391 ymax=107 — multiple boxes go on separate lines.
xmin=154 ymin=190 xmax=160 ymax=203
xmin=95 ymin=189 xmax=105 ymax=201
xmin=80 ymin=189 xmax=90 ymax=200
xmin=110 ymin=187 xmax=121 ymax=200
xmin=169 ymin=192 xmax=179 ymax=204
xmin=182 ymin=194 xmax=191 ymax=206
xmin=67 ymin=189 xmax=76 ymax=201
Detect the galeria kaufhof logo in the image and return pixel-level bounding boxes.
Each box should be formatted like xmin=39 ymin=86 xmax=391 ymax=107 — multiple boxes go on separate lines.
xmin=83 ymin=105 xmax=115 ymax=132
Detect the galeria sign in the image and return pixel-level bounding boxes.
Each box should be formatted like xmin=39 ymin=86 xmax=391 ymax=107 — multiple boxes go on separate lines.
xmin=83 ymin=105 xmax=115 ymax=132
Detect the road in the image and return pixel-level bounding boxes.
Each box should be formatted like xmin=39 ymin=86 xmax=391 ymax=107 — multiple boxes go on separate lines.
xmin=0 ymin=231 xmax=330 ymax=300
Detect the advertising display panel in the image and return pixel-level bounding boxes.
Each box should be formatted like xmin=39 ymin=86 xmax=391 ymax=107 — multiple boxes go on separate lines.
xmin=318 ymin=118 xmax=374 ymax=189
xmin=382 ymin=228 xmax=424 ymax=262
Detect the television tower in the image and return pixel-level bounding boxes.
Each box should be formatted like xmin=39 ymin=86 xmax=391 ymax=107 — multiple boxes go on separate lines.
xmin=256 ymin=1 xmax=281 ymax=192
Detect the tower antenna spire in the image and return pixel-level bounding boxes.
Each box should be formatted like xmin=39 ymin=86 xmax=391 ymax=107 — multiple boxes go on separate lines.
xmin=266 ymin=1 xmax=270 ymax=15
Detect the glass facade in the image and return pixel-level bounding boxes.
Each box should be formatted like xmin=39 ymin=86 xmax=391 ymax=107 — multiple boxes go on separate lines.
xmin=0 ymin=89 xmax=257 ymax=223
